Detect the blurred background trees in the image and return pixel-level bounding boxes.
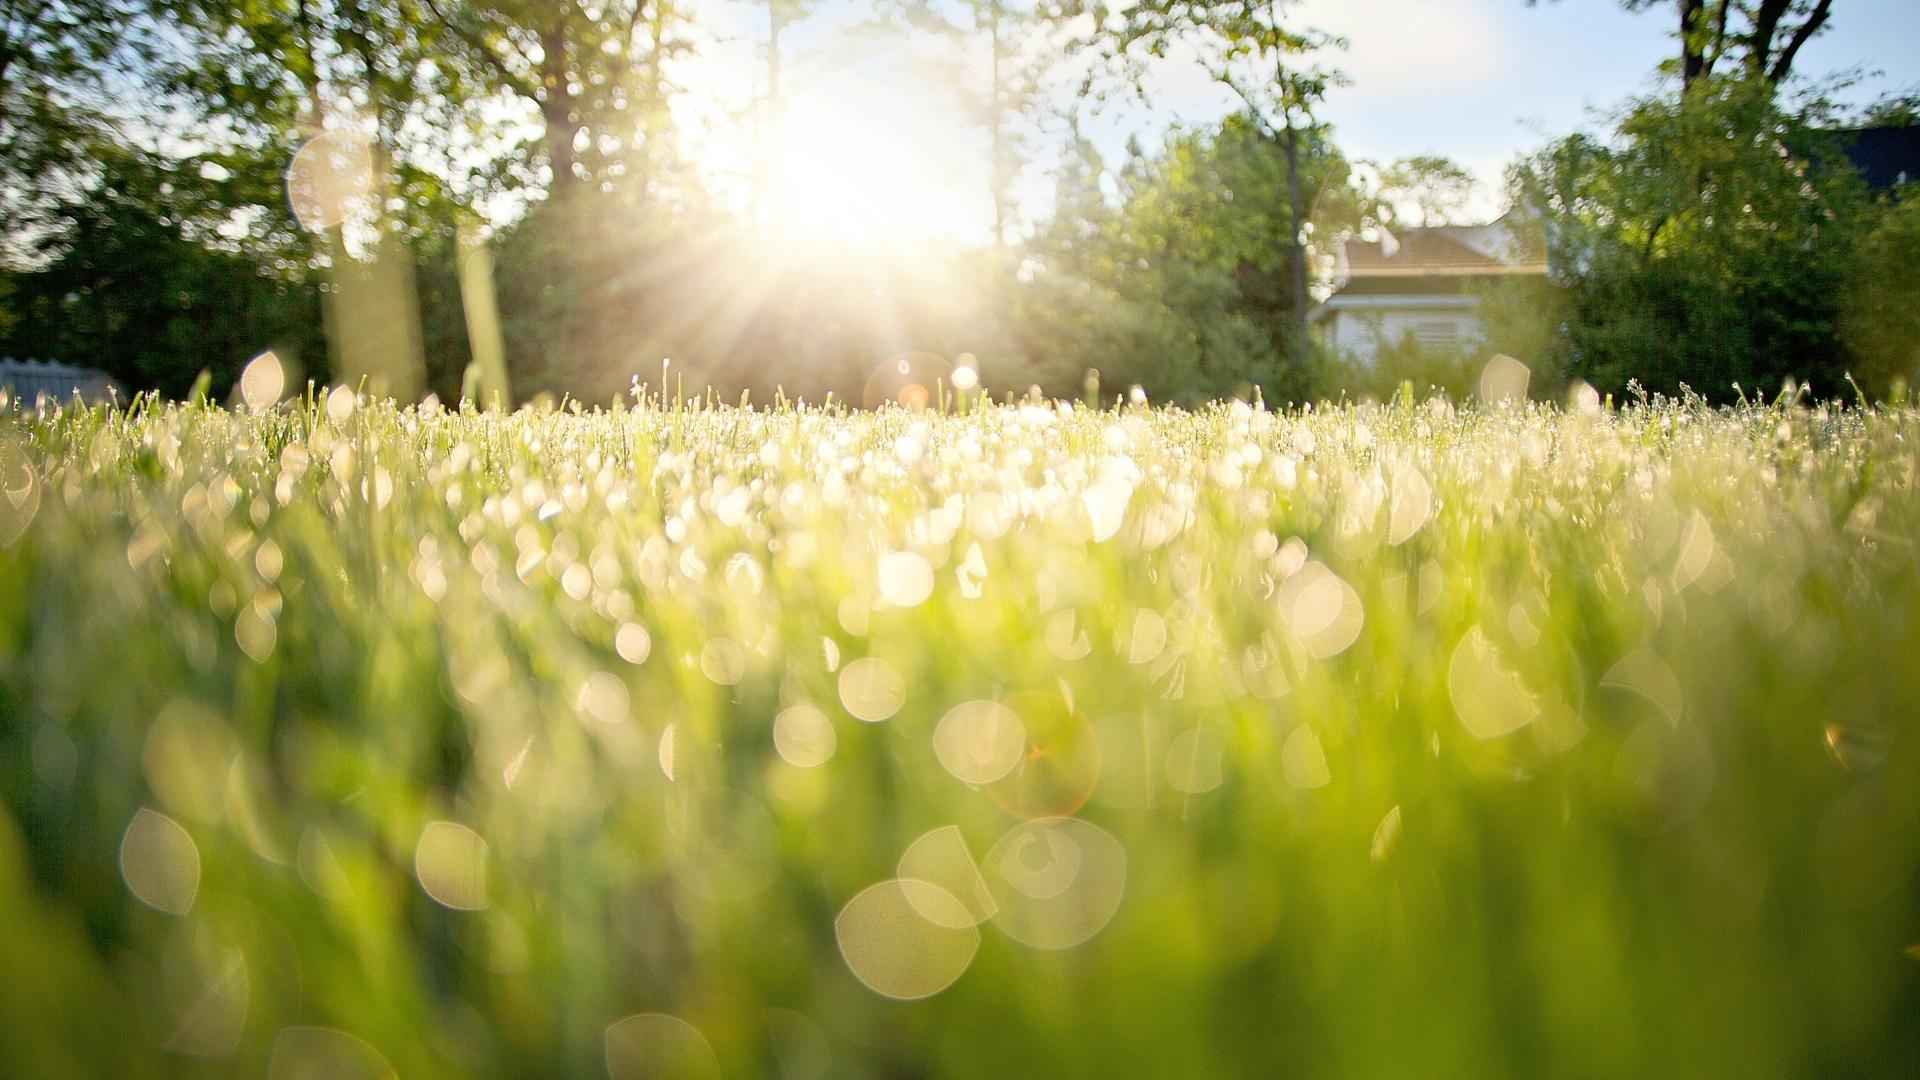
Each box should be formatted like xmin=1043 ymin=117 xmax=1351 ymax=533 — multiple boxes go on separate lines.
xmin=1501 ymin=77 xmax=1877 ymax=399
xmin=0 ymin=0 xmax=1915 ymax=406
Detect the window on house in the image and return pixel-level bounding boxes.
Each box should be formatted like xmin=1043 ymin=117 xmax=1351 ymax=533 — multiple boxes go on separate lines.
xmin=1412 ymin=320 xmax=1461 ymax=349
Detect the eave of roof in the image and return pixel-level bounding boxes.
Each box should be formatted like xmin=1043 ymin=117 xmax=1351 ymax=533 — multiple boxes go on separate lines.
xmin=1341 ymin=264 xmax=1549 ymax=279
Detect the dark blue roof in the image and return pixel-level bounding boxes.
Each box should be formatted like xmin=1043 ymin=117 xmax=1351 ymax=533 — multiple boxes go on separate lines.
xmin=1831 ymin=126 xmax=1920 ymax=192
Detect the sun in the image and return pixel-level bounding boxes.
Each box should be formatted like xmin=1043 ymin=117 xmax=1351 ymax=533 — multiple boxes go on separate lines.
xmin=757 ymin=70 xmax=989 ymax=254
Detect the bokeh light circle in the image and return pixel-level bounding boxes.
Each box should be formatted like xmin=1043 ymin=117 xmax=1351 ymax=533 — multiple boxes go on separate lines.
xmin=604 ymin=1012 xmax=722 ymax=1080
xmin=835 ymin=878 xmax=980 ymax=999
xmin=838 ymin=657 xmax=905 ymax=722
xmin=983 ymin=817 xmax=1127 ymax=950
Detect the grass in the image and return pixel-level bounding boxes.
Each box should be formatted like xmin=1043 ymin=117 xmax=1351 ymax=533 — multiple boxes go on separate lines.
xmin=1 ymin=383 xmax=1917 ymax=1078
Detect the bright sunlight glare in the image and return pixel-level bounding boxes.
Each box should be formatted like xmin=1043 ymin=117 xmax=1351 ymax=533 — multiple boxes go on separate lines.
xmin=739 ymin=66 xmax=989 ymax=254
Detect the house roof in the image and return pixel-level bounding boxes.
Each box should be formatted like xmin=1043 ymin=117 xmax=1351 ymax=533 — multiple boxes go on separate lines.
xmin=1832 ymin=126 xmax=1920 ymax=192
xmin=1311 ymin=217 xmax=1549 ymax=323
xmin=1340 ymin=229 xmax=1509 ymax=275
xmin=1327 ymin=216 xmax=1548 ymax=291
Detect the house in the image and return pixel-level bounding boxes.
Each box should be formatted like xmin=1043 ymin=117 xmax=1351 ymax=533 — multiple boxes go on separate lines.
xmin=1310 ymin=212 xmax=1548 ymax=365
xmin=1831 ymin=125 xmax=1920 ymax=192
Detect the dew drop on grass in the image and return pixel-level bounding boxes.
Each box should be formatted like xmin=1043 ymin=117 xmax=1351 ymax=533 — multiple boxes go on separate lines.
xmin=325 ymin=384 xmax=357 ymax=425
xmin=239 ymin=351 xmax=285 ymax=410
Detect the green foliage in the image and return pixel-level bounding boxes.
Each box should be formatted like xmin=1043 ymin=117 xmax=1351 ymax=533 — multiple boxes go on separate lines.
xmin=0 ymin=153 xmax=324 ymax=399
xmin=3 ymin=394 xmax=1920 ymax=1075
xmin=1841 ymin=186 xmax=1920 ymax=398
xmin=1316 ymin=332 xmax=1485 ymax=403
xmin=0 ymin=0 xmax=1899 ymax=411
xmin=0 ymin=0 xmax=152 ymax=258
xmin=1514 ymin=76 xmax=1878 ymax=401
xmin=1367 ymin=154 xmax=1481 ymax=229
xmin=1016 ymin=114 xmax=1354 ymax=403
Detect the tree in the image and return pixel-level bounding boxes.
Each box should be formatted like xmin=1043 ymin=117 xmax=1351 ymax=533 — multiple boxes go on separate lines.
xmin=748 ymin=0 xmax=821 ymax=230
xmin=1530 ymin=1 xmax=1836 ymax=91
xmin=0 ymin=150 xmax=324 ymax=398
xmin=1841 ymin=186 xmax=1920 ymax=398
xmin=157 ymin=0 xmax=500 ymax=399
xmin=901 ymin=0 xmax=1046 ymax=248
xmin=1364 ymin=155 xmax=1481 ymax=229
xmin=1509 ymin=75 xmax=1874 ymax=399
xmin=0 ymin=0 xmax=151 ymax=261
xmin=416 ymin=0 xmax=692 ymax=208
xmin=1072 ymin=0 xmax=1345 ymax=346
xmin=1016 ymin=112 xmax=1360 ymax=402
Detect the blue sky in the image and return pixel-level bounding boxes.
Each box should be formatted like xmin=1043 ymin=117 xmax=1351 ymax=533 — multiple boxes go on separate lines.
xmin=1117 ymin=0 xmax=1920 ymax=215
xmin=674 ymin=0 xmax=1920 ymax=238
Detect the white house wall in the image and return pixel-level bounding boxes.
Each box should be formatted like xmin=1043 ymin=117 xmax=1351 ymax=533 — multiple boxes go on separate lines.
xmin=1320 ymin=296 xmax=1486 ymax=364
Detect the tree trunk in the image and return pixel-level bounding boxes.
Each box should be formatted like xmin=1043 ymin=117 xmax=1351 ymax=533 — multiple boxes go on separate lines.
xmin=753 ymin=3 xmax=784 ymax=230
xmin=1767 ymin=0 xmax=1832 ymax=84
xmin=1680 ymin=0 xmax=1707 ymax=88
xmin=989 ymin=0 xmax=1005 ymax=250
xmin=636 ymin=0 xmax=671 ymax=202
xmin=541 ymin=20 xmax=578 ymax=203
xmin=1747 ymin=0 xmax=1790 ymax=80
xmin=1281 ymin=116 xmax=1309 ymax=344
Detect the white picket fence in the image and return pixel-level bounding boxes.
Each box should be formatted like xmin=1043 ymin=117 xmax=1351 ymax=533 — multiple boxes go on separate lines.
xmin=0 ymin=358 xmax=122 ymax=405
